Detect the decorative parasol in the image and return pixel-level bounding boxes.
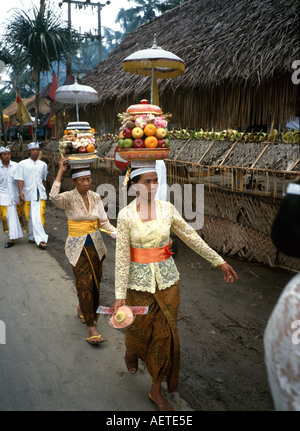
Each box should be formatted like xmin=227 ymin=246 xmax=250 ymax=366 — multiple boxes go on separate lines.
xmin=55 ymin=77 xmax=99 ymax=122
xmin=122 ymin=34 xmax=184 ymax=105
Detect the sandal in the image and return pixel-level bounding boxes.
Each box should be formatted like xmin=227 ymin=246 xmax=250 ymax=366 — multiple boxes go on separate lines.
xmin=124 ymin=351 xmax=138 ymax=374
xmin=38 ymin=242 xmax=47 ymax=250
xmin=78 ymin=313 xmax=86 ymax=324
xmin=86 ymin=334 xmax=105 ymax=345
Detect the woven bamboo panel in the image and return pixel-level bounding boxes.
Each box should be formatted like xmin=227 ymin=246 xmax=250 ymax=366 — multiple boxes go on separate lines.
xmin=172 ymin=139 xmax=212 ymax=163
xmin=199 ymin=215 xmax=278 ymax=266
xmin=168 ymin=139 xmax=189 ymax=160
xmin=202 ymin=188 xmax=281 ymax=235
xmin=292 ymin=160 xmax=300 ymax=171
xmin=277 ymin=253 xmax=300 ymax=272
xmin=221 ymin=142 xmax=266 ymax=167
xmin=200 ymin=140 xmax=232 ymax=165
xmin=96 ymin=140 xmax=114 ymax=157
xmin=254 ymin=143 xmax=300 ymax=171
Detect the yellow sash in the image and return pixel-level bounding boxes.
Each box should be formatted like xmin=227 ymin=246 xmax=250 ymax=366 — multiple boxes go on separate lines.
xmin=0 ymin=204 xmax=25 ymax=233
xmin=23 ymin=200 xmax=46 ymax=233
xmin=68 ymin=219 xmax=98 ymax=237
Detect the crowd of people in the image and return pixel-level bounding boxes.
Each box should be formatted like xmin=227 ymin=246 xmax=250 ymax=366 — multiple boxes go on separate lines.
xmin=0 ymin=142 xmax=299 ymax=411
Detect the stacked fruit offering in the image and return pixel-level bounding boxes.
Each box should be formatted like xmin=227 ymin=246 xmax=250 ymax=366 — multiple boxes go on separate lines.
xmin=118 ymin=100 xmax=170 ymax=150
xmin=59 ymin=127 xmax=97 ymax=156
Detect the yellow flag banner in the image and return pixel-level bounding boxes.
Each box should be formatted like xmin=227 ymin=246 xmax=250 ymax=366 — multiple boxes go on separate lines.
xmin=16 ymin=94 xmax=32 ymax=129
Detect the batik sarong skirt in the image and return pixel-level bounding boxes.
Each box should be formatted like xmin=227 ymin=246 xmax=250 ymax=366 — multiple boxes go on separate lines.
xmin=125 ymin=281 xmax=180 ymax=392
xmin=72 ymin=245 xmax=104 ymax=327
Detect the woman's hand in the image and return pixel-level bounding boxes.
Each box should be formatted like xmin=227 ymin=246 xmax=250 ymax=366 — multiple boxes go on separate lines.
xmin=58 ymin=158 xmax=69 ymax=172
xmin=113 ymin=299 xmax=126 ymax=314
xmin=218 ymin=262 xmax=238 ymax=283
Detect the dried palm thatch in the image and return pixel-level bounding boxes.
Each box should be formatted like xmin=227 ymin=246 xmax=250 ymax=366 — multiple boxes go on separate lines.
xmin=4 ymin=94 xmax=51 ymax=126
xmin=74 ymin=0 xmax=299 ymax=132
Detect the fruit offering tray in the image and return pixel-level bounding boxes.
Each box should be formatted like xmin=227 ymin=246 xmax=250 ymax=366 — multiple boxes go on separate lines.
xmin=117 ymin=100 xmax=171 ymax=156
xmin=58 ymin=126 xmax=98 ymax=164
xmin=118 ymin=147 xmax=169 ymax=161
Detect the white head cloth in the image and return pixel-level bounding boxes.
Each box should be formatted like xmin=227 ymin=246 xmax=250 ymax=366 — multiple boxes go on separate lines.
xmin=28 ymin=142 xmax=40 ymax=150
xmin=155 ymin=160 xmax=167 ymax=201
xmin=72 ymin=170 xmax=91 ymax=179
xmin=130 ymin=167 xmax=157 ymax=179
xmin=286 ymin=183 xmax=300 ymax=196
xmin=0 ymin=146 xmax=10 ymax=153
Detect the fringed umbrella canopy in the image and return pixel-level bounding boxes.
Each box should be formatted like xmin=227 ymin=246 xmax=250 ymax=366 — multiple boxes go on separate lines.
xmin=55 ymin=77 xmax=99 ymax=122
xmin=123 ymin=35 xmax=184 ymax=105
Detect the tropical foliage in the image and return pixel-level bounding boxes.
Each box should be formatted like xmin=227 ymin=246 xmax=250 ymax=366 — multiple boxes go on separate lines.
xmin=2 ymin=2 xmax=80 ymax=137
xmin=116 ymin=0 xmax=189 ymax=34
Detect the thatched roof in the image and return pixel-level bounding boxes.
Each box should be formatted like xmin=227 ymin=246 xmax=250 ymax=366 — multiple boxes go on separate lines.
xmin=78 ymin=0 xmax=299 ymax=131
xmin=4 ymin=94 xmax=51 ymax=126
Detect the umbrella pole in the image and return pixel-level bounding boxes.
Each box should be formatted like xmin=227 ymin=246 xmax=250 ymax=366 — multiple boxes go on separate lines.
xmin=151 ymin=68 xmax=154 ymax=104
xmin=76 ymin=97 xmax=79 ymax=122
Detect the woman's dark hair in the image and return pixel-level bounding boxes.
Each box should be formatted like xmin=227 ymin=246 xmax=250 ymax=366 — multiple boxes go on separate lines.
xmin=271 ymin=180 xmax=300 ymax=258
xmin=122 ymin=168 xmax=141 ymax=192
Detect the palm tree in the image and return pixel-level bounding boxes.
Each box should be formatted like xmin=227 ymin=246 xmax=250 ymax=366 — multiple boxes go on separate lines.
xmin=115 ymin=0 xmax=189 ymax=34
xmin=4 ymin=2 xmax=80 ymax=140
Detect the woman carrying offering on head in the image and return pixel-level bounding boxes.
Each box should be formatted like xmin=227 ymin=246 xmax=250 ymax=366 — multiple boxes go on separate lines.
xmin=113 ymin=166 xmax=237 ymax=411
xmin=50 ymin=158 xmax=117 ymax=345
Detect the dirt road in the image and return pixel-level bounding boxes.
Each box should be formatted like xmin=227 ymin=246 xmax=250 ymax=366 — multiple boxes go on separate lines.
xmin=43 ymin=201 xmax=293 ymax=411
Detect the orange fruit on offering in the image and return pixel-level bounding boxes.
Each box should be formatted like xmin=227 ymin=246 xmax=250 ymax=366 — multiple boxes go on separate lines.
xmin=86 ymin=144 xmax=95 ymax=153
xmin=144 ymin=136 xmax=158 ymax=148
xmin=144 ymin=123 xmax=157 ymax=136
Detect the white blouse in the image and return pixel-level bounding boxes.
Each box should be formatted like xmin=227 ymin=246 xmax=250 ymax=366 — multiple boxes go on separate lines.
xmin=264 ymin=273 xmax=300 ymax=410
xmin=115 ymin=198 xmax=225 ymax=299
xmin=49 ymin=180 xmax=116 ymax=266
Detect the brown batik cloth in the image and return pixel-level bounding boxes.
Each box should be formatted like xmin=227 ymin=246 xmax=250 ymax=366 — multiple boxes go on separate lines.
xmin=125 ymin=281 xmax=180 ymax=392
xmin=72 ymin=245 xmax=104 ymax=327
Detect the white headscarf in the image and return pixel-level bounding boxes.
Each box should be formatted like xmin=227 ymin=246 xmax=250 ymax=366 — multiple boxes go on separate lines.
xmin=28 ymin=142 xmax=40 ymax=150
xmin=0 ymin=146 xmax=10 ymax=153
xmin=130 ymin=167 xmax=157 ymax=179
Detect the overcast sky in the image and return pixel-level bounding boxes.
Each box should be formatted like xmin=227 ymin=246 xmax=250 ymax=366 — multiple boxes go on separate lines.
xmin=0 ymin=0 xmax=133 ymax=35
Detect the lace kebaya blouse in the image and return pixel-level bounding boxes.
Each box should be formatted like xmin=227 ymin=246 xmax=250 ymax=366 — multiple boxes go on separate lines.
xmin=49 ymin=180 xmax=116 ymax=266
xmin=115 ymin=198 xmax=225 ymax=299
xmin=264 ymin=273 xmax=300 ymax=410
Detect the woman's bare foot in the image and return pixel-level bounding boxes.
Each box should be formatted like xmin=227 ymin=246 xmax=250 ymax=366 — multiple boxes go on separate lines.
xmin=124 ymin=351 xmax=138 ymax=374
xmin=148 ymin=378 xmax=174 ymax=411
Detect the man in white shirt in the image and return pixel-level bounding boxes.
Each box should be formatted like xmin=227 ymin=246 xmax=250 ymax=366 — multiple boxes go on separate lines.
xmin=0 ymin=146 xmax=23 ymax=248
xmin=14 ymin=142 xmax=48 ymax=249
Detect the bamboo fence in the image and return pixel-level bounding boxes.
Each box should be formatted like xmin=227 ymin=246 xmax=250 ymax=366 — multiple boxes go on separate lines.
xmin=11 ymin=138 xmax=300 ymax=272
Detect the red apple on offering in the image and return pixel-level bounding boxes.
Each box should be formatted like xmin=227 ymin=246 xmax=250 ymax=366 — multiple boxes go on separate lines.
xmin=157 ymin=139 xmax=166 ymax=148
xmin=155 ymin=128 xmax=167 ymax=139
xmin=133 ymin=138 xmax=145 ymax=148
xmin=123 ymin=127 xmax=132 ymax=138
xmin=78 ymin=146 xmax=87 ymax=153
xmin=132 ymin=127 xmax=144 ymax=139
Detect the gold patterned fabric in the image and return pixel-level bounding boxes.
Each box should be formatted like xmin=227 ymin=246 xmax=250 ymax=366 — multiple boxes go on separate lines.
xmin=125 ymin=282 xmax=180 ymax=392
xmin=72 ymin=245 xmax=104 ymax=327
xmin=49 ymin=181 xmax=116 ymax=266
xmin=115 ymin=198 xmax=225 ymax=299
